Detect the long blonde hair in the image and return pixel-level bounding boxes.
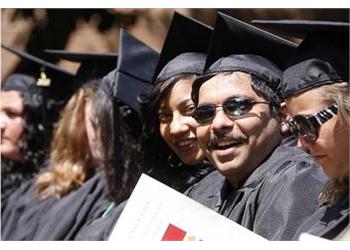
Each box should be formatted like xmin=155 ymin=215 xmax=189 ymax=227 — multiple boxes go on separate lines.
xmin=315 ymin=82 xmax=350 ymax=206
xmin=35 ymin=84 xmax=98 ymax=199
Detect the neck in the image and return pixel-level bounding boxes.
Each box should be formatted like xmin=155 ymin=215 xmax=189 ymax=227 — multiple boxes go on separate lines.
xmin=225 ymin=172 xmax=250 ymax=189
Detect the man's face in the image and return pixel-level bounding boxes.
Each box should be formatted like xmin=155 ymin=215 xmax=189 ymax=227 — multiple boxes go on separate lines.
xmin=0 ymin=90 xmax=25 ymax=161
xmin=195 ymin=72 xmax=281 ymax=185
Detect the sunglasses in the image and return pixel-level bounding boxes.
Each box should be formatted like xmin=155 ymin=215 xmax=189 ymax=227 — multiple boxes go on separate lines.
xmin=193 ymin=97 xmax=271 ymax=125
xmin=286 ymin=103 xmax=338 ymax=143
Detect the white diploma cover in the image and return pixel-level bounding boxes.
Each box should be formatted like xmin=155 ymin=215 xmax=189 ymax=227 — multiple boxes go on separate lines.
xmin=109 ymin=174 xmax=267 ymax=241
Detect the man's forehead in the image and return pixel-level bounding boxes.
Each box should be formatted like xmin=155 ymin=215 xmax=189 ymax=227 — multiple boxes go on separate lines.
xmin=198 ymin=72 xmax=254 ymax=102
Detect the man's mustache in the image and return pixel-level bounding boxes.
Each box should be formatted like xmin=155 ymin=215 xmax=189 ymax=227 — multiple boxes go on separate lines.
xmin=207 ymin=130 xmax=248 ymax=149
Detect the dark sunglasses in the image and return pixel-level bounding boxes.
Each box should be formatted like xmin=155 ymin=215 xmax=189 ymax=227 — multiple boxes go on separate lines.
xmin=287 ymin=103 xmax=338 ymax=143
xmin=193 ymin=97 xmax=271 ymax=125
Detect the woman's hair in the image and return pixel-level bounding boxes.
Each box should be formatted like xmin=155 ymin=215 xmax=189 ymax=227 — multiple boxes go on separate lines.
xmin=1 ymin=86 xmax=63 ymax=199
xmin=313 ymin=82 xmax=350 ymax=206
xmin=316 ymin=82 xmax=350 ymax=124
xmin=138 ymin=74 xmax=213 ymax=192
xmin=319 ymin=177 xmax=349 ymax=207
xmin=104 ymin=102 xmax=144 ymax=202
xmin=35 ymin=81 xmax=100 ymax=199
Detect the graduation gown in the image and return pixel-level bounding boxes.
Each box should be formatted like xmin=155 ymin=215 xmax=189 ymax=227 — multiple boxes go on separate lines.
xmin=1 ymin=171 xmax=108 ymax=240
xmin=185 ymin=136 xmax=327 ymax=240
xmin=1 ymin=158 xmax=37 ymax=206
xmin=74 ymin=161 xmax=215 ymax=240
xmin=1 ymin=177 xmax=56 ymax=240
xmin=292 ymin=192 xmax=349 ymax=240
xmin=74 ymin=200 xmax=127 ymax=240
xmin=31 ymin=171 xmax=108 ymax=240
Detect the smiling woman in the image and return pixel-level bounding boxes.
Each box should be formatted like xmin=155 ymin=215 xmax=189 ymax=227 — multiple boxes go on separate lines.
xmin=138 ymin=13 xmax=214 ymax=192
xmin=158 ymin=75 xmax=205 ymax=166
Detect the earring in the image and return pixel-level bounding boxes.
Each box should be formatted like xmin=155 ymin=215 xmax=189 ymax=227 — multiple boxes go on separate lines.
xmin=168 ymin=153 xmax=183 ymax=168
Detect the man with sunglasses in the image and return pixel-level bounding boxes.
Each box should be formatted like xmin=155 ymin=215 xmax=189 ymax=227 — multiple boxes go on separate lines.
xmin=185 ymin=13 xmax=327 ymax=240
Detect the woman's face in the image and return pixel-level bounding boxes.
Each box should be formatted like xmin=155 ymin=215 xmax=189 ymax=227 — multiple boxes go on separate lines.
xmin=286 ymin=88 xmax=349 ymax=178
xmin=158 ymin=78 xmax=206 ymax=165
xmin=0 ymin=90 xmax=25 ymax=162
xmin=85 ymin=100 xmax=102 ymax=164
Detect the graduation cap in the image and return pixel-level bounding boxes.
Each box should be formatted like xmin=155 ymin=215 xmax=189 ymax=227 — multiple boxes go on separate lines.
xmin=1 ymin=44 xmax=76 ymax=139
xmin=152 ymin=12 xmax=213 ymax=84
xmin=193 ymin=13 xmax=298 ymax=102
xmin=102 ymin=29 xmax=159 ymax=190
xmin=251 ymin=19 xmax=349 ymax=39
xmin=1 ymin=73 xmax=36 ymax=92
xmin=251 ymin=20 xmax=349 ymax=98
xmin=44 ymin=50 xmax=118 ymax=86
xmin=1 ymin=44 xmax=75 ymax=101
xmin=114 ymin=29 xmax=160 ymax=113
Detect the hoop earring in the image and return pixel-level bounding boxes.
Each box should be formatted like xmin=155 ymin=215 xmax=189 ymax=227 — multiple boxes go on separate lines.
xmin=168 ymin=153 xmax=183 ymax=168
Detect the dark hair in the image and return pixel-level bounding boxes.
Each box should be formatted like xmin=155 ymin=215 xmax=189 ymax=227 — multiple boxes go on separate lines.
xmin=1 ymin=85 xmax=65 ymax=200
xmin=138 ymin=74 xmax=213 ymax=192
xmin=138 ymin=75 xmax=185 ymax=178
xmin=250 ymin=74 xmax=281 ymax=115
xmin=20 ymin=87 xmax=52 ymax=169
xmin=101 ymin=92 xmax=144 ymax=202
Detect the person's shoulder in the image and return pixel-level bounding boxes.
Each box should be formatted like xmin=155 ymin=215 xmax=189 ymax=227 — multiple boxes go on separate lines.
xmin=184 ymin=170 xmax=224 ymax=198
xmin=260 ymin=136 xmax=327 ymax=195
xmin=271 ymin=136 xmax=324 ymax=174
xmin=74 ymin=200 xmax=127 ymax=240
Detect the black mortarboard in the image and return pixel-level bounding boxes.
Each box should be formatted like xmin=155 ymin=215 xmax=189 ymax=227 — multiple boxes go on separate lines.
xmin=196 ymin=13 xmax=297 ymax=101
xmin=114 ymin=28 xmax=160 ymax=113
xmin=251 ymin=19 xmax=349 ymax=39
xmin=1 ymin=73 xmax=36 ymax=92
xmin=44 ymin=50 xmax=118 ymax=86
xmin=1 ymin=44 xmax=76 ymax=137
xmin=103 ymin=29 xmax=159 ymax=190
xmin=252 ymin=20 xmax=349 ymax=98
xmin=152 ymin=12 xmax=213 ymax=84
xmin=1 ymin=44 xmax=75 ymax=102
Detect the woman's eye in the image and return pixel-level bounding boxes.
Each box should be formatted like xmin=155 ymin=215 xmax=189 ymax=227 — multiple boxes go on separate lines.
xmin=158 ymin=113 xmax=172 ymax=123
xmin=6 ymin=109 xmax=21 ymax=118
xmin=185 ymin=105 xmax=195 ymax=115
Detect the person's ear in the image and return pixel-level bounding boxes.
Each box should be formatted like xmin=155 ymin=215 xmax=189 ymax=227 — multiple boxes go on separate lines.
xmin=278 ymin=102 xmax=292 ymax=136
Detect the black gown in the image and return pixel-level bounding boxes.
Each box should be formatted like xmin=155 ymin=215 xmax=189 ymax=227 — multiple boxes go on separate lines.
xmin=74 ymin=162 xmax=215 ymax=240
xmin=74 ymin=200 xmax=127 ymax=240
xmin=185 ymin=136 xmax=327 ymax=240
xmin=1 ymin=171 xmax=108 ymax=240
xmin=292 ymin=191 xmax=349 ymax=240
xmin=1 ymin=177 xmax=57 ymax=240
xmin=1 ymin=158 xmax=38 ymax=206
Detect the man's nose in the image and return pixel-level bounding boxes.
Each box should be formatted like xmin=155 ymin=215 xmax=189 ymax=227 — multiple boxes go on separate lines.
xmin=212 ymin=108 xmax=234 ymax=133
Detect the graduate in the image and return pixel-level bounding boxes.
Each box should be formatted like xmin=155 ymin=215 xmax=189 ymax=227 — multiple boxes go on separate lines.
xmin=186 ymin=12 xmax=327 ymax=240
xmin=1 ymin=45 xmax=74 ymax=204
xmin=138 ymin=12 xmax=214 ymax=193
xmin=76 ymin=12 xmax=213 ymax=240
xmin=253 ymin=19 xmax=349 ymax=240
xmin=1 ymin=50 xmax=118 ymax=240
xmin=74 ymin=28 xmax=160 ymax=240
